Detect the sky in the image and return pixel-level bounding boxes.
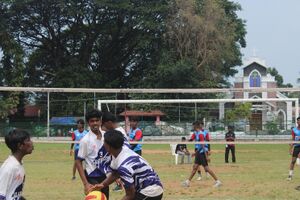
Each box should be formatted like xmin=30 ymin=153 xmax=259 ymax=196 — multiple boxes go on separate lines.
xmin=234 ymin=0 xmax=300 ymax=86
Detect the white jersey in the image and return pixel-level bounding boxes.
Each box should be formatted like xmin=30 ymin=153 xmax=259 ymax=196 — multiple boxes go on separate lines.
xmin=110 ymin=148 xmax=163 ymax=197
xmin=77 ymin=131 xmax=111 ymax=177
xmin=0 ymin=156 xmax=25 ymax=200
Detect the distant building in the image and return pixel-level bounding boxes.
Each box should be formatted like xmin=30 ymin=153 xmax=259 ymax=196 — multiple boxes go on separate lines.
xmin=219 ymin=57 xmax=293 ymax=131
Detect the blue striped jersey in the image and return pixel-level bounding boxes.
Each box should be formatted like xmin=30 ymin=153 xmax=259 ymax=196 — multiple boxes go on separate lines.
xmin=110 ymin=148 xmax=163 ymax=195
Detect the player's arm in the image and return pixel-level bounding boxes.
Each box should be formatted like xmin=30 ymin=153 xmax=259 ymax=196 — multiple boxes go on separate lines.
xmin=70 ymin=132 xmax=75 ymax=156
xmin=122 ymin=185 xmax=136 ymax=200
xmin=189 ymin=133 xmax=195 ymax=141
xmin=290 ymin=130 xmax=295 ymax=154
xmin=75 ymin=141 xmax=93 ymax=194
xmin=91 ymin=171 xmax=120 ymax=192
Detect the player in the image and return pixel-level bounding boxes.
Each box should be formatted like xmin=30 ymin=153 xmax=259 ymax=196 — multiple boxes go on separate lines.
xmin=75 ymin=109 xmax=111 ymax=199
xmin=0 ymin=129 xmax=34 ymax=200
xmin=182 ymin=121 xmax=221 ymax=187
xmin=128 ymin=116 xmax=143 ymax=155
xmin=91 ymin=130 xmax=163 ymax=200
xmin=287 ymin=116 xmax=300 ymax=181
xmin=70 ymin=119 xmax=88 ymax=180
xmin=225 ymin=125 xmax=236 ymax=163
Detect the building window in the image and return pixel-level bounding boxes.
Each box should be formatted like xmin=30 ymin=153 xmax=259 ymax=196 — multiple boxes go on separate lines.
xmin=250 ymin=71 xmax=261 ymax=87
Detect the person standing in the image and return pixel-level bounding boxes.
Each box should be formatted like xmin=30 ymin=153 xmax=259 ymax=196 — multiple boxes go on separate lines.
xmin=225 ymin=125 xmax=236 ymax=163
xmin=128 ymin=116 xmax=143 ymax=156
xmin=183 ymin=121 xmax=222 ymax=187
xmin=287 ymin=117 xmax=300 ymax=181
xmin=75 ymin=109 xmax=111 ymax=199
xmin=0 ymin=129 xmax=34 ymax=200
xmin=70 ymin=119 xmax=88 ymax=180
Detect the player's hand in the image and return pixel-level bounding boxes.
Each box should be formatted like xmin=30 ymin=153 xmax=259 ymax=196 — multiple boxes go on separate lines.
xmin=289 ymin=149 xmax=293 ymax=155
xmin=115 ymin=178 xmax=123 ymax=187
xmin=84 ymin=183 xmax=94 ymax=195
xmin=191 ymin=153 xmax=195 ymax=157
xmin=90 ymin=183 xmax=105 ymax=192
xmin=207 ymin=151 xmax=211 ymax=156
xmin=70 ymin=150 xmax=73 ymax=156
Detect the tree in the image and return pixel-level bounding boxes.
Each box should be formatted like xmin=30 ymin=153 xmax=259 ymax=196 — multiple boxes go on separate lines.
xmin=0 ymin=3 xmax=25 ymax=119
xmin=141 ymin=0 xmax=246 ymax=89
xmin=225 ymin=103 xmax=252 ymax=123
xmin=267 ymin=67 xmax=293 ymax=88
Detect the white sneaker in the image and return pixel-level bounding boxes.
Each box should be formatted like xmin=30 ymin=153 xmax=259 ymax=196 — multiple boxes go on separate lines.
xmin=196 ymin=176 xmax=202 ymax=181
xmin=213 ymin=180 xmax=222 ymax=188
xmin=287 ymin=176 xmax=292 ymax=181
xmin=182 ymin=180 xmax=190 ymax=187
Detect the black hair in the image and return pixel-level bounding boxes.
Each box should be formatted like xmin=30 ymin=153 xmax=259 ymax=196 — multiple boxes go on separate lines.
xmin=181 ymin=137 xmax=186 ymax=140
xmin=77 ymin=119 xmax=85 ymax=125
xmin=129 ymin=116 xmax=139 ymax=122
xmin=102 ymin=112 xmax=117 ymax=124
xmin=297 ymin=116 xmax=300 ymax=121
xmin=228 ymin=125 xmax=234 ymax=129
xmin=85 ymin=109 xmax=102 ymax=122
xmin=104 ymin=130 xmax=124 ymax=150
xmin=5 ymin=129 xmax=31 ymax=153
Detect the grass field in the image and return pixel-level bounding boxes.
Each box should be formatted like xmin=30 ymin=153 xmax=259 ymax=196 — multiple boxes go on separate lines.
xmin=1 ymin=142 xmax=300 ymax=200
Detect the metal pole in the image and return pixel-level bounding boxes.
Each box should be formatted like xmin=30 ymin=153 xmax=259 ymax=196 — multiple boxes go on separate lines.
xmin=296 ymin=99 xmax=299 ymax=125
xmin=178 ymin=103 xmax=181 ymax=123
xmin=84 ymin=101 xmax=86 ymax=120
xmin=93 ymin=92 xmax=96 ymax=108
xmin=194 ymin=103 xmax=197 ymax=121
xmin=47 ymin=92 xmax=50 ymax=137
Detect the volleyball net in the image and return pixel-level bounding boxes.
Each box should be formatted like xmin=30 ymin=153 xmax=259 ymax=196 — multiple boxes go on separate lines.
xmin=0 ymin=86 xmax=299 ymax=143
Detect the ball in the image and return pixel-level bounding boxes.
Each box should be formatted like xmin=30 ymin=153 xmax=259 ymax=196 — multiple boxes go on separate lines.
xmin=85 ymin=191 xmax=107 ymax=200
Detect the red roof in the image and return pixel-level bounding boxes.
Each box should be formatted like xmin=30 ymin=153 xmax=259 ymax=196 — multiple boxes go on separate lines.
xmin=119 ymin=110 xmax=165 ymax=117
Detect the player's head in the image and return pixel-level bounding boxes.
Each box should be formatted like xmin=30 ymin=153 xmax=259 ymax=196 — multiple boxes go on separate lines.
xmin=129 ymin=116 xmax=139 ymax=129
xmin=228 ymin=125 xmax=234 ymax=131
xmin=104 ymin=130 xmax=124 ymax=153
xmin=181 ymin=137 xmax=186 ymax=141
xmin=297 ymin=117 xmax=300 ymax=126
xmin=102 ymin=112 xmax=117 ymax=130
xmin=5 ymin=129 xmax=34 ymax=155
xmin=77 ymin=119 xmax=85 ymax=131
xmin=86 ymin=109 xmax=102 ymax=132
xmin=193 ymin=120 xmax=202 ymax=130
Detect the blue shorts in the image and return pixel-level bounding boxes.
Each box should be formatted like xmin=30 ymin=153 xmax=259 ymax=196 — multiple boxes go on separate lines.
xmin=74 ymin=149 xmax=79 ymax=160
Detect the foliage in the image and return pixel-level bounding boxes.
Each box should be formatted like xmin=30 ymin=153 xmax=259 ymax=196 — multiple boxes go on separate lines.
xmin=265 ymin=119 xmax=280 ymax=135
xmin=267 ymin=67 xmax=293 ymax=88
xmin=225 ymin=102 xmax=252 ymax=123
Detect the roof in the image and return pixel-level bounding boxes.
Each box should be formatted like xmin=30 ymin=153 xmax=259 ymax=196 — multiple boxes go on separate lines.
xmin=119 ymin=110 xmax=165 ymax=117
xmin=50 ymin=117 xmax=78 ymax=125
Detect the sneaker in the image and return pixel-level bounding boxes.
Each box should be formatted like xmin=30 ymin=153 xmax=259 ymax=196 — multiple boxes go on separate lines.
xmin=113 ymin=185 xmax=122 ymax=192
xmin=196 ymin=176 xmax=202 ymax=181
xmin=182 ymin=180 xmax=190 ymax=187
xmin=71 ymin=176 xmax=76 ymax=180
xmin=287 ymin=176 xmax=292 ymax=181
xmin=213 ymin=180 xmax=222 ymax=188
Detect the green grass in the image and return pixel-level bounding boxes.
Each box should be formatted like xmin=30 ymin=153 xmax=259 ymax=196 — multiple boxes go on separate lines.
xmin=0 ymin=143 xmax=300 ymax=200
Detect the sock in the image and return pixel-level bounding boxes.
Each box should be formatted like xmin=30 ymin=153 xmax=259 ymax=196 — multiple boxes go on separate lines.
xmin=289 ymin=170 xmax=293 ymax=176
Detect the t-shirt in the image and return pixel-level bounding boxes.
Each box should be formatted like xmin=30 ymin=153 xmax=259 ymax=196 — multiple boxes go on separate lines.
xmin=129 ymin=128 xmax=143 ymax=152
xmin=292 ymin=127 xmax=300 ymax=147
xmin=72 ymin=129 xmax=88 ymax=150
xmin=110 ymin=148 xmax=163 ymax=197
xmin=77 ymin=131 xmax=111 ymax=177
xmin=225 ymin=131 xmax=235 ymax=147
xmin=0 ymin=156 xmax=25 ymax=200
xmin=175 ymin=144 xmax=187 ymax=154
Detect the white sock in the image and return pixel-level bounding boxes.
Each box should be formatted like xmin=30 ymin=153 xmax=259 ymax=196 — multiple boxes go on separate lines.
xmin=289 ymin=170 xmax=293 ymax=176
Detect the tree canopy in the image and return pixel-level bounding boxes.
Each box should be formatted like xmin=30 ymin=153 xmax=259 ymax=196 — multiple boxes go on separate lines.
xmin=0 ymin=0 xmax=246 ymax=118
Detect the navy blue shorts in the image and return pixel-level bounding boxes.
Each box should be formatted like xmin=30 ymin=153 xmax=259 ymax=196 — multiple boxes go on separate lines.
xmin=74 ymin=149 xmax=79 ymax=160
